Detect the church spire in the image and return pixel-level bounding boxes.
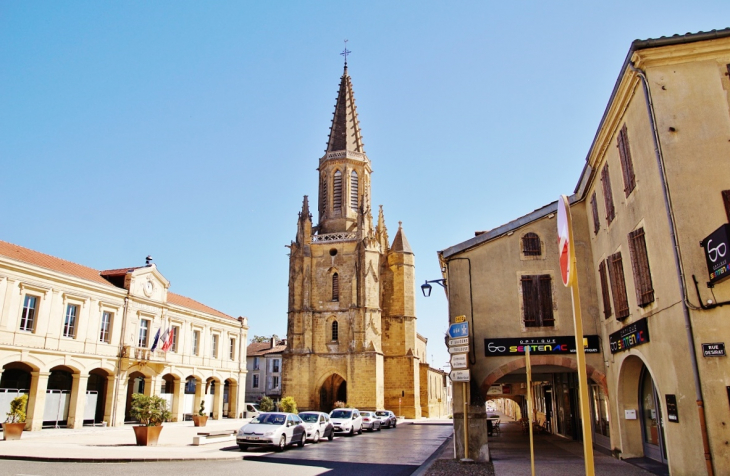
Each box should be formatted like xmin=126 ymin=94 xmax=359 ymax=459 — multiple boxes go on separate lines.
xmin=326 ymin=66 xmax=365 ymax=153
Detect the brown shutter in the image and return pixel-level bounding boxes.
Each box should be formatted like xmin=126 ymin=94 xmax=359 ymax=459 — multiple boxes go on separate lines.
xmin=608 ymin=252 xmax=630 ymax=319
xmin=628 ymin=228 xmax=655 ymax=306
xmin=591 ymin=192 xmax=600 ymax=235
xmin=601 ymin=164 xmax=616 ymax=224
xmin=333 ymin=170 xmax=342 ymax=212
xmin=598 ymin=260 xmax=612 ymax=318
xmin=617 ymin=125 xmax=636 ymax=196
xmin=722 ymin=190 xmax=730 ymax=223
xmin=522 ymin=233 xmax=541 ymax=256
xmin=538 ymin=275 xmax=554 ymax=326
xmin=521 ymin=276 xmax=538 ymax=327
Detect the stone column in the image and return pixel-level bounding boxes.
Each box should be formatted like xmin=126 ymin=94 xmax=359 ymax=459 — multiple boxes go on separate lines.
xmin=67 ymin=374 xmax=89 ymax=429
xmin=103 ymin=375 xmax=115 ymax=425
xmin=171 ymin=379 xmax=185 ymax=422
xmin=112 ymin=373 xmax=129 ymax=427
xmin=213 ymin=381 xmax=223 ymax=420
xmin=143 ymin=376 xmax=153 ymax=396
xmin=26 ymin=371 xmax=50 ymax=431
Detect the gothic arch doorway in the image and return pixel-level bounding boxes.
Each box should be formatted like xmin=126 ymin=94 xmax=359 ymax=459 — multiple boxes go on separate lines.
xmin=319 ymin=374 xmax=346 ymax=412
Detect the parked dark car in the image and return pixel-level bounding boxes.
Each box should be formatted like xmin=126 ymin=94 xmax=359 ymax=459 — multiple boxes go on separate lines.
xmin=299 ymin=411 xmax=335 ymax=442
xmin=237 ymin=412 xmax=306 ymax=451
xmin=375 ymin=410 xmax=397 ymax=428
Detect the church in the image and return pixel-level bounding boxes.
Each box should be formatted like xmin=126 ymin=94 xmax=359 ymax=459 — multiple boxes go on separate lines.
xmin=281 ymin=63 xmax=447 ymax=418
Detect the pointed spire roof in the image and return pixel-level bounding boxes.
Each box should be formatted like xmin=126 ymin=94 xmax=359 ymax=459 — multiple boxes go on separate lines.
xmin=300 ymin=195 xmax=310 ymax=219
xmin=391 ymin=221 xmax=413 ymax=253
xmin=326 ymin=66 xmax=365 ymax=153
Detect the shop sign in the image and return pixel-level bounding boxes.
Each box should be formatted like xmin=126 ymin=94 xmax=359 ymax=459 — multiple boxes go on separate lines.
xmin=487 ymin=385 xmax=502 ymax=395
xmin=450 ymin=369 xmax=470 ymax=382
xmin=702 ymin=343 xmax=726 ymax=357
xmin=609 ymin=318 xmax=650 ymax=354
xmin=701 ymin=223 xmax=730 ymax=285
xmin=484 ymin=336 xmax=600 ymax=356
xmin=665 ymin=394 xmax=679 ymax=423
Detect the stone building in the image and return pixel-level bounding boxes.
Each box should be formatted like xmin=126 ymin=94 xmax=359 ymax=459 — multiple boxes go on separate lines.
xmin=439 ymin=29 xmax=730 ymax=474
xmin=282 ymin=64 xmax=443 ymax=418
xmin=245 ymin=338 xmax=285 ymax=404
xmin=0 ymin=241 xmax=248 ymax=430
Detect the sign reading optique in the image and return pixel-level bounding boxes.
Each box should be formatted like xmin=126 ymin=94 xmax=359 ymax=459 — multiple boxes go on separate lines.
xmin=609 ymin=318 xmax=650 ymax=354
xmin=484 ymin=336 xmax=600 ymax=356
xmin=701 ymin=223 xmax=730 ymax=284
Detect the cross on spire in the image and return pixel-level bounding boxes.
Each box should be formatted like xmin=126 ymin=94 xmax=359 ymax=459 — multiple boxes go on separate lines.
xmin=340 ymin=39 xmax=351 ymax=67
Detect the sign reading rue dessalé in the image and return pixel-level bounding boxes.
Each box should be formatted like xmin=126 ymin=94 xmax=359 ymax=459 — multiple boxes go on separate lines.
xmin=609 ymin=317 xmax=650 ymax=354
xmin=701 ymin=223 xmax=730 ymax=285
xmin=484 ymin=336 xmax=600 ymax=357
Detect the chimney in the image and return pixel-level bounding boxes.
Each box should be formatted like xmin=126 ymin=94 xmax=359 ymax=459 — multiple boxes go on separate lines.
xmin=270 ymin=337 xmax=275 ymax=349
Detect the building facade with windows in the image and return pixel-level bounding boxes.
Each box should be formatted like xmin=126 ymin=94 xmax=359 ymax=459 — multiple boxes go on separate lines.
xmin=439 ymin=29 xmax=730 ymax=473
xmin=245 ymin=338 xmax=285 ymax=404
xmin=0 ymin=241 xmax=248 ymax=430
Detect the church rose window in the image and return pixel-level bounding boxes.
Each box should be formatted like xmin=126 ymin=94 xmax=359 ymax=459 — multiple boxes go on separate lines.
xmin=350 ymin=171 xmax=358 ymax=210
xmin=331 ymin=320 xmax=339 ymax=341
xmin=333 ymin=170 xmax=342 ymax=212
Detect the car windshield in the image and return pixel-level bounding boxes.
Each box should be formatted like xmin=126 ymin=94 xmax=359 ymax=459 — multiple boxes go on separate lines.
xmin=375 ymin=411 xmax=389 ymax=416
xmin=330 ymin=410 xmax=352 ymax=419
xmin=251 ymin=413 xmax=286 ymax=425
xmin=361 ymin=412 xmax=373 ymax=417
xmin=300 ymin=414 xmax=319 ymax=423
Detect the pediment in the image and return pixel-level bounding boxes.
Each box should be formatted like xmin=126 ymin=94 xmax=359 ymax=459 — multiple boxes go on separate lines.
xmin=128 ymin=265 xmax=170 ymax=301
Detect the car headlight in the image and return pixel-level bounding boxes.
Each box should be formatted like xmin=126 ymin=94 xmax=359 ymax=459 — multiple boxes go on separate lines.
xmin=238 ymin=429 xmax=246 ymax=436
xmin=264 ymin=431 xmax=275 ymax=436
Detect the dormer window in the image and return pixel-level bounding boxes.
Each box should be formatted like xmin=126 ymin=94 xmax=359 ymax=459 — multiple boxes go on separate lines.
xmin=350 ymin=171 xmax=358 ymax=211
xmin=522 ymin=233 xmax=541 ymax=256
xmin=332 ymin=273 xmax=339 ymax=301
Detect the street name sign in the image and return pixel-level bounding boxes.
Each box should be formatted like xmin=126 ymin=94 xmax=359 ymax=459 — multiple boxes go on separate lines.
xmin=450 ymin=353 xmax=468 ymax=369
xmin=455 ymin=315 xmax=467 ymax=323
xmin=450 ymin=369 xmax=470 ymax=382
xmin=448 ymin=322 xmax=469 ymax=339
xmin=449 ymin=345 xmax=469 ymax=354
xmin=449 ymin=337 xmax=468 ymax=346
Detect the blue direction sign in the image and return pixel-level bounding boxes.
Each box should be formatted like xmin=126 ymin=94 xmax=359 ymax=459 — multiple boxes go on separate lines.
xmin=448 ymin=322 xmax=469 ymax=339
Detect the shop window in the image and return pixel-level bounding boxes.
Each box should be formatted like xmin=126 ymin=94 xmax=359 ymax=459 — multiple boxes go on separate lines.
xmin=628 ymin=227 xmax=655 ymax=306
xmin=598 ymin=261 xmax=612 ymax=319
xmin=601 ymin=164 xmax=616 ymax=224
xmin=20 ymin=295 xmax=38 ymax=332
xmin=608 ymin=252 xmax=630 ymax=319
xmin=617 ymin=124 xmax=636 ymax=196
xmin=331 ymin=320 xmax=339 ymax=341
xmin=521 ymin=275 xmax=554 ymax=327
xmin=591 ymin=192 xmax=600 ymax=235
xmin=522 ymin=233 xmax=541 ymax=256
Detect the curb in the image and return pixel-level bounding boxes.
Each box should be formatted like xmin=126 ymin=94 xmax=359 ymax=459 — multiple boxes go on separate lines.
xmin=410 ymin=434 xmax=454 ymax=476
xmin=0 ymin=454 xmax=244 ymax=463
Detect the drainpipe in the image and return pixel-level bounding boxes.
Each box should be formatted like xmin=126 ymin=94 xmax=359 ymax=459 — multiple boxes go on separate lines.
xmin=629 ymin=62 xmax=713 ymax=476
xmin=111 ymin=294 xmax=130 ymax=427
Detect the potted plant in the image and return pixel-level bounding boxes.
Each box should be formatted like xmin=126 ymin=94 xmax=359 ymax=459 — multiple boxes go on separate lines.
xmin=3 ymin=394 xmax=28 ymax=441
xmin=192 ymin=400 xmax=208 ymax=427
xmin=129 ymin=393 xmax=171 ymax=446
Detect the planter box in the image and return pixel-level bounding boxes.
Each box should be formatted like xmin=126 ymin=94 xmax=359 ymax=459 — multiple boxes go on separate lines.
xmin=2 ymin=422 xmax=25 ymax=441
xmin=133 ymin=425 xmax=163 ymax=446
xmin=192 ymin=415 xmax=208 ymax=427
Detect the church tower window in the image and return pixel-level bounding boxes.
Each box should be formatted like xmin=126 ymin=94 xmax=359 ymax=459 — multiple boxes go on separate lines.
xmin=350 ymin=171 xmax=359 ymax=210
xmin=320 ymin=174 xmax=328 ymax=213
xmin=333 ymin=170 xmax=342 ymax=212
xmin=332 ymin=273 xmax=339 ymax=301
xmin=331 ymin=320 xmax=339 ymax=341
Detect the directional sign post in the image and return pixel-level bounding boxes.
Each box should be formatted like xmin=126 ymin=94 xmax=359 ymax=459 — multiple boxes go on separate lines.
xmin=450 ymin=369 xmax=470 ymax=382
xmin=449 ymin=337 xmax=468 ymax=346
xmin=450 ymin=353 xmax=468 ymax=369
xmin=448 ymin=322 xmax=469 ymax=339
xmin=448 ymin=345 xmax=469 ymax=354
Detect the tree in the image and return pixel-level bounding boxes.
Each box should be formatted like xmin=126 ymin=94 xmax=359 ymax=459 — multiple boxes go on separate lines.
xmin=279 ymin=396 xmax=297 ymax=414
xmin=250 ymin=335 xmax=279 ymax=344
xmin=259 ymin=396 xmax=274 ymax=412
xmin=5 ymin=394 xmax=27 ymax=423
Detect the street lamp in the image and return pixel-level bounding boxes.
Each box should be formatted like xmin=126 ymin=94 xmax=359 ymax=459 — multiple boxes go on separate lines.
xmin=421 ymin=279 xmax=446 ymax=297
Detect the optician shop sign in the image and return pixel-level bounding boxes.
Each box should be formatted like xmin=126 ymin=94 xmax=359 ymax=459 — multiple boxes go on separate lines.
xmin=701 ymin=223 xmax=730 ymax=285
xmin=484 ymin=336 xmax=600 ymax=357
xmin=609 ymin=317 xmax=650 ymax=354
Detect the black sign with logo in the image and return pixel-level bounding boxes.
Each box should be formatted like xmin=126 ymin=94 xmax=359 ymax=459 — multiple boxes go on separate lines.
xmin=484 ymin=336 xmax=601 ymax=357
xmin=702 ymin=343 xmax=726 ymax=357
xmin=609 ymin=317 xmax=650 ymax=354
xmin=666 ymin=394 xmax=679 ymax=423
xmin=701 ymin=223 xmax=730 ymax=285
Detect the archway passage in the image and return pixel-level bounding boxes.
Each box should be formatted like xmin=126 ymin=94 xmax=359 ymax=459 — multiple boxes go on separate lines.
xmin=87 ymin=369 xmax=112 ymax=425
xmin=1 ymin=362 xmax=32 ymax=390
xmin=125 ymin=371 xmax=146 ymax=422
xmin=319 ymin=374 xmax=346 ymax=412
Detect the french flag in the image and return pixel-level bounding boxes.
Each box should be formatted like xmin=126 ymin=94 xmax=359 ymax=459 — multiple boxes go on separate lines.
xmin=161 ymin=328 xmax=174 ymax=352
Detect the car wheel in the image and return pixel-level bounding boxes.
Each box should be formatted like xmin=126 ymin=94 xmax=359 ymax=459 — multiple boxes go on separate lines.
xmin=349 ymin=427 xmax=354 ymax=436
xmin=276 ymin=435 xmax=286 ymax=451
xmin=238 ymin=444 xmax=248 ymax=451
xmin=358 ymin=426 xmax=363 ymax=435
xmin=328 ymin=430 xmax=334 ymax=441
xmin=393 ymin=421 xmax=397 ymax=428
xmin=297 ymin=434 xmax=305 ymax=448
xmin=377 ymin=424 xmax=381 ymax=431
xmin=313 ymin=431 xmax=320 ymax=443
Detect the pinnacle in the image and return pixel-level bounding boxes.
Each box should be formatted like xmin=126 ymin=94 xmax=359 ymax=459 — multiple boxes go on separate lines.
xmin=391 ymin=221 xmax=413 ymax=254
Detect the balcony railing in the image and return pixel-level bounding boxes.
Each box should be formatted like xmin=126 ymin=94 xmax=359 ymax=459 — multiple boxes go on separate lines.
xmin=312 ymin=232 xmax=357 ymax=243
xmin=122 ymin=345 xmax=163 ymax=361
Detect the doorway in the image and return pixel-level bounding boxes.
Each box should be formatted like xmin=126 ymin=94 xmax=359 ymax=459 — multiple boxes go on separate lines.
xmin=319 ymin=374 xmax=346 ymax=412
xmin=640 ymin=366 xmax=667 ymax=464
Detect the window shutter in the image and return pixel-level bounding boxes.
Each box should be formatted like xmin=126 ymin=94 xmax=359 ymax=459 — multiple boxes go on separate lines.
xmin=617 ymin=125 xmax=636 ymax=196
xmin=628 ymin=228 xmax=655 ymax=306
xmin=321 ymin=175 xmax=328 ymax=214
xmin=350 ymin=171 xmax=358 ymax=211
xmin=521 ymin=276 xmax=538 ymax=327
xmin=522 ymin=233 xmax=541 ymax=256
xmin=598 ymin=260 xmax=612 ymax=318
xmin=333 ymin=171 xmax=342 ymax=212
xmin=608 ymin=252 xmax=630 ymax=319
xmin=601 ymin=164 xmax=616 ymax=224
xmin=591 ymin=192 xmax=600 ymax=235
xmin=538 ymin=275 xmax=554 ymax=326
xmin=722 ymin=190 xmax=730 ymax=223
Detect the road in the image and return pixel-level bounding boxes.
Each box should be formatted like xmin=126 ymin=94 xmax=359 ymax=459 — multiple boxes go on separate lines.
xmin=0 ymin=422 xmax=453 ymax=476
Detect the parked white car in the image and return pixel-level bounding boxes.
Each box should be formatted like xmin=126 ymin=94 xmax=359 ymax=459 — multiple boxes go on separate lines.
xmin=237 ymin=412 xmax=306 ymax=451
xmin=329 ymin=408 xmax=363 ymax=436
xmin=299 ymin=411 xmax=335 ymax=442
xmin=243 ymin=402 xmax=261 ymax=419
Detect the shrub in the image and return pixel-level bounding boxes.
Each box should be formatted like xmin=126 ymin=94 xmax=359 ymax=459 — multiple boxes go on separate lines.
xmin=130 ymin=393 xmax=171 ymax=426
xmin=279 ymin=396 xmax=298 ymax=414
xmin=6 ymin=394 xmax=28 ymax=423
xmin=259 ymin=396 xmax=274 ymax=412
xmin=198 ymin=400 xmax=206 ymax=416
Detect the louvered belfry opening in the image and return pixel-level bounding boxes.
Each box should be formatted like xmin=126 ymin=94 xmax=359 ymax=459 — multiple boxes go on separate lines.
xmin=333 ymin=170 xmax=342 ymax=214
xmin=522 ymin=233 xmax=541 ymax=256
xmin=602 ymin=164 xmax=616 ymax=224
xmin=321 ymin=174 xmax=328 ymax=215
xmin=617 ymin=124 xmax=636 ymax=196
xmin=332 ymin=273 xmax=339 ymax=301
xmin=591 ymin=192 xmax=600 ymax=235
xmin=350 ymin=171 xmax=358 ymax=211
xmin=331 ymin=320 xmax=339 ymax=341
xmin=521 ymin=275 xmax=554 ymax=327
xmin=628 ymin=227 xmax=655 ymax=306
xmin=608 ymin=252 xmax=630 ymax=319
xmin=598 ymin=260 xmax=612 ymax=318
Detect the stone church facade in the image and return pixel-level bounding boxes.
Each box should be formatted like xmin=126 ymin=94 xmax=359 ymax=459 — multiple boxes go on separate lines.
xmin=282 ymin=65 xmax=437 ymax=418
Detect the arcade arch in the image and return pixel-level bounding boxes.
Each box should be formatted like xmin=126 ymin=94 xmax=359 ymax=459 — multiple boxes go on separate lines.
xmin=317 ymin=373 xmax=347 ymax=412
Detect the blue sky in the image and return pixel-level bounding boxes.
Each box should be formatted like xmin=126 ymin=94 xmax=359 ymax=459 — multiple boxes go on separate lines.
xmin=2 ymin=1 xmax=728 ymax=372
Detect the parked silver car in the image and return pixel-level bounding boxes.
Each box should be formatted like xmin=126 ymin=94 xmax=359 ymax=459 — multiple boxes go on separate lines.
xmin=299 ymin=411 xmax=335 ymax=442
xmin=374 ymin=410 xmax=397 ymax=428
xmin=329 ymin=408 xmax=363 ymax=436
xmin=237 ymin=412 xmax=306 ymax=451
xmin=360 ymin=411 xmax=382 ymax=431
